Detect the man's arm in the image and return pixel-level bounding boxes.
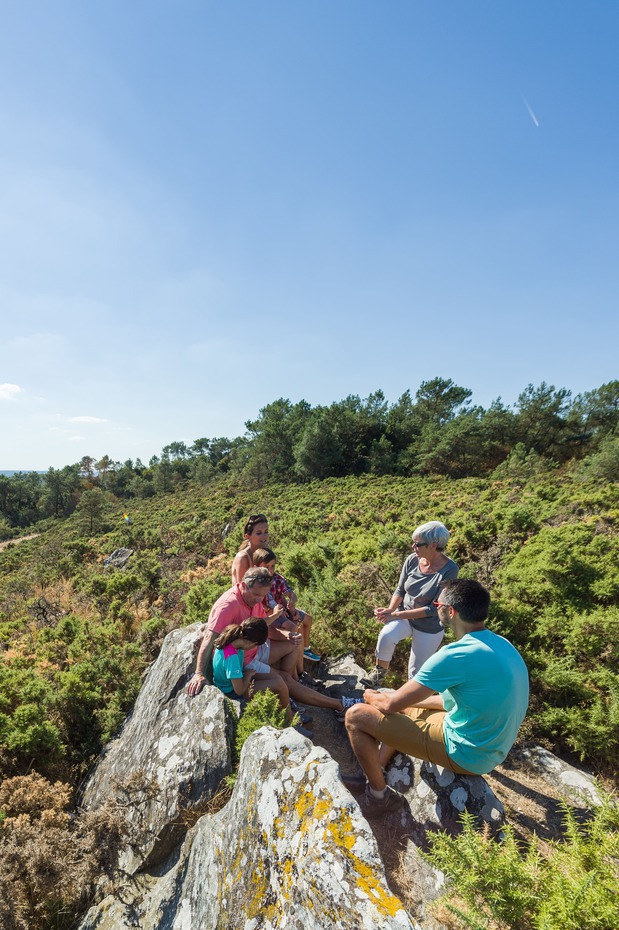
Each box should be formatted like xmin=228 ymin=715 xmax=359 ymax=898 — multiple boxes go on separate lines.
xmin=187 ymin=629 xmax=218 ymax=697
xmin=364 ymin=678 xmax=436 ymax=714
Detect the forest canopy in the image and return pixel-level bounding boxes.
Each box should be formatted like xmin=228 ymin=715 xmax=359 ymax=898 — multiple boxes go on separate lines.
xmin=1 ymin=377 xmax=618 ymax=534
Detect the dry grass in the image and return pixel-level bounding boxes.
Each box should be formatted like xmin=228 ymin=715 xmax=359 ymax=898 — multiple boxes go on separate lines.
xmin=178 ymin=777 xmax=236 ymax=830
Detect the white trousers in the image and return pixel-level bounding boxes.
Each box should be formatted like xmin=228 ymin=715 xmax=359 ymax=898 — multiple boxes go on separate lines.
xmin=375 ymin=618 xmax=445 ymax=679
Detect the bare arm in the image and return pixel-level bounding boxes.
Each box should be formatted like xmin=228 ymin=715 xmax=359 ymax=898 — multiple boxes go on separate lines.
xmin=231 ymin=668 xmax=256 ymax=697
xmin=186 ymin=629 xmax=218 ymax=697
xmin=374 ymin=594 xmax=403 ymax=620
xmin=231 ymin=550 xmax=251 ymax=584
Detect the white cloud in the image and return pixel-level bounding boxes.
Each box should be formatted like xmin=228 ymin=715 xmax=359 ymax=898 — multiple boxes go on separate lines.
xmin=0 ymin=383 xmax=23 ymax=400
xmin=68 ymin=435 xmax=85 ymax=442
xmin=68 ymin=416 xmax=108 ymax=424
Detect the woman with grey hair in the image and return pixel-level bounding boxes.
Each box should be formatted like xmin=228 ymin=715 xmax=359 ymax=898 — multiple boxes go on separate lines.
xmin=363 ymin=521 xmax=458 ymax=687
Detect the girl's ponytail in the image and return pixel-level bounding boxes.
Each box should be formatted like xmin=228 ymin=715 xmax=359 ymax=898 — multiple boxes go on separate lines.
xmin=215 ymin=618 xmax=269 ymax=650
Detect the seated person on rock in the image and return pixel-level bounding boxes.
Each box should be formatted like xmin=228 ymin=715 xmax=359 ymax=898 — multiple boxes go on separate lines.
xmin=252 ymin=547 xmax=320 ymax=676
xmin=345 ymin=579 xmax=529 ymax=817
xmin=212 ymin=617 xmax=361 ymax=728
xmin=186 ymin=566 xmax=296 ymax=696
xmin=187 ymin=568 xmax=362 ymax=723
xmin=364 ymin=520 xmax=458 ymax=687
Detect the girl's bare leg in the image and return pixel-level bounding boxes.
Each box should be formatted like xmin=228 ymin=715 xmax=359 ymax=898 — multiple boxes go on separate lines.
xmin=280 ymin=672 xmax=343 ymax=710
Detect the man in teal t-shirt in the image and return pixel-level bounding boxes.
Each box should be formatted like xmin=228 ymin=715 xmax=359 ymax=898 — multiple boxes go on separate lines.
xmin=344 ymin=579 xmax=529 ymax=817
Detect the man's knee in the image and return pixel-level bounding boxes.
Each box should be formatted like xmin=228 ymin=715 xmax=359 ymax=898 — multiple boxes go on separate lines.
xmin=345 ymin=703 xmax=381 ymax=736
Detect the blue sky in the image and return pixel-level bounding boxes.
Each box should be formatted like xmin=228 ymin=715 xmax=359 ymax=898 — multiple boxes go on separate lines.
xmin=1 ymin=1 xmax=617 ymax=470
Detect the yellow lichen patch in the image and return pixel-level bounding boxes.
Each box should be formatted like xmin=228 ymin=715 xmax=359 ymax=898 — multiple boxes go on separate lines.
xmin=352 ymin=857 xmax=404 ymax=917
xmin=323 ymin=804 xmax=404 ymax=918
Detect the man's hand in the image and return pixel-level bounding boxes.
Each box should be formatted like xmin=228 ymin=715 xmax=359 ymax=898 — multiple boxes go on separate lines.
xmin=363 ymin=688 xmax=393 ymax=714
xmin=186 ymin=673 xmax=207 ymax=697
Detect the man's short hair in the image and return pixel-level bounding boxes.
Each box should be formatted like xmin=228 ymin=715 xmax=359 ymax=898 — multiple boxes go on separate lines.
xmin=242 ymin=566 xmax=272 ymax=589
xmin=440 ymin=578 xmax=490 ymax=623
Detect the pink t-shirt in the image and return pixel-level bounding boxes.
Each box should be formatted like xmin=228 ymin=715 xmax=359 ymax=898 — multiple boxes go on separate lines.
xmin=207 ymin=583 xmax=266 ymax=665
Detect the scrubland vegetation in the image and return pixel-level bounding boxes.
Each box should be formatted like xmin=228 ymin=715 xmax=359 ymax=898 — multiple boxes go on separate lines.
xmin=1 ymin=377 xmax=617 ymax=928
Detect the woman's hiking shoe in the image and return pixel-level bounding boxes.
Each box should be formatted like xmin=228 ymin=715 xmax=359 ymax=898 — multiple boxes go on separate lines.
xmin=361 ymin=666 xmax=387 ymax=688
xmin=334 ymin=695 xmax=364 ymax=722
xmin=303 ymin=648 xmax=321 ymax=663
xmin=360 ymin=785 xmax=405 ymax=818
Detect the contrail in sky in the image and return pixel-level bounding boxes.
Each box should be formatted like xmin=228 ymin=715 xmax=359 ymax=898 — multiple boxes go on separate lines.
xmin=523 ymin=96 xmax=540 ymax=127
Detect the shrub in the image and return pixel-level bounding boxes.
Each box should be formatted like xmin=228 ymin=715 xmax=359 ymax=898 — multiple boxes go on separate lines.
xmin=0 ymin=773 xmax=126 ymax=930
xmin=425 ymin=794 xmax=619 ymax=930
xmin=235 ymin=689 xmax=287 ymax=758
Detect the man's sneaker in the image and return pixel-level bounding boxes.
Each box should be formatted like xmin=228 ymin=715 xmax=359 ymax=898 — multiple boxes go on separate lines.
xmin=334 ymin=695 xmax=364 ymax=722
xmin=298 ymin=671 xmax=319 ymax=688
xmin=360 ymin=666 xmax=387 ymax=688
xmin=303 ymin=648 xmax=321 ymax=663
xmin=360 ymin=784 xmax=406 ymax=818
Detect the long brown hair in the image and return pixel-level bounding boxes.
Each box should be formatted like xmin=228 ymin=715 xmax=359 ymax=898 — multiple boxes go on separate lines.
xmin=214 ymin=617 xmax=269 ymax=650
xmin=238 ymin=513 xmax=269 ymax=551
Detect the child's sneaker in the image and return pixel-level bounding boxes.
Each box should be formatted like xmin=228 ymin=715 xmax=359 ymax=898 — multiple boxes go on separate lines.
xmin=303 ymin=648 xmax=321 ymax=663
xmin=334 ymin=695 xmax=364 ymax=722
xmin=290 ymin=700 xmax=313 ymax=725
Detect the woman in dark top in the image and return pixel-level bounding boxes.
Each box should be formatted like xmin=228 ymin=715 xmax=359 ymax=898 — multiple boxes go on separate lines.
xmin=363 ymin=521 xmax=458 ymax=686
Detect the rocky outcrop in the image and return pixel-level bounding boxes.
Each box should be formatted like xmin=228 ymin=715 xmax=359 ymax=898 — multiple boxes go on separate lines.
xmin=79 ymin=727 xmax=418 ymax=930
xmin=103 ymin=547 xmax=134 ymax=570
xmin=78 ymin=638 xmax=602 ymax=930
xmin=81 ymin=624 xmax=233 ymax=873
xmin=519 ymin=744 xmax=601 ymax=806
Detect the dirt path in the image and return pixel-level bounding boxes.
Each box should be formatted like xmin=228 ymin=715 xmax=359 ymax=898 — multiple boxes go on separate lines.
xmin=0 ymin=533 xmax=38 ymax=552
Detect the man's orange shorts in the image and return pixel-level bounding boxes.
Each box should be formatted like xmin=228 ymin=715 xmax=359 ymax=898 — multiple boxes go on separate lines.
xmin=375 ymin=706 xmax=474 ymax=774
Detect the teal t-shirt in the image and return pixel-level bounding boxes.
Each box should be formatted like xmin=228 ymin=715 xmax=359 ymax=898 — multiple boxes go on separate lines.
xmin=212 ymin=645 xmax=244 ymax=695
xmin=414 ymin=630 xmax=529 ymax=774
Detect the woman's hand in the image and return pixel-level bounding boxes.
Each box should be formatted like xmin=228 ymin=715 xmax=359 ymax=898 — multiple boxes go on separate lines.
xmin=374 ymin=607 xmax=392 ymax=623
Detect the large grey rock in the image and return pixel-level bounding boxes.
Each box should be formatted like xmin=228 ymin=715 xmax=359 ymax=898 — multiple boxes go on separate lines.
xmin=79 ymin=727 xmax=418 ymax=930
xmin=519 ymin=743 xmax=602 ymax=806
xmin=82 ymin=623 xmax=233 ymax=873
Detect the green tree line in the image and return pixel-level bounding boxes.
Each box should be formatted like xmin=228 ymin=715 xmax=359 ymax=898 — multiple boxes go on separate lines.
xmin=2 ymin=377 xmax=618 ymax=536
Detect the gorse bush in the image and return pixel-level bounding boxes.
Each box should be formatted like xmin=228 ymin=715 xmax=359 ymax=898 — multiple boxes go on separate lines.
xmin=234 ymin=689 xmax=288 ymax=758
xmin=425 ymin=796 xmax=619 ymax=930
